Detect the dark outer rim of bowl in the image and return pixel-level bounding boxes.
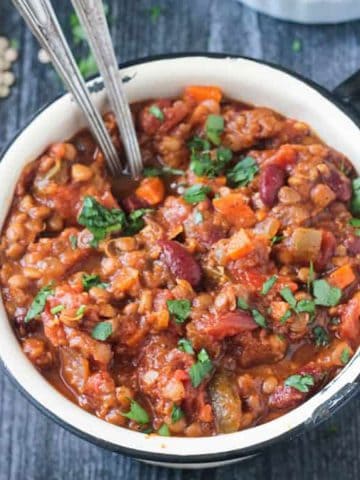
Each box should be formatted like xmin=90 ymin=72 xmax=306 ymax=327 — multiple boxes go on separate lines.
xmin=0 ymin=52 xmax=359 ymax=465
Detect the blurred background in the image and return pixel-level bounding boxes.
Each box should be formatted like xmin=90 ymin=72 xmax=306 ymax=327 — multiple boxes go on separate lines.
xmin=0 ymin=1 xmax=360 ymax=479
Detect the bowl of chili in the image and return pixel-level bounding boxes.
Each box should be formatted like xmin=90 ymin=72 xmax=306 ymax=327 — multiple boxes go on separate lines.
xmin=1 ymin=54 xmax=360 ymax=468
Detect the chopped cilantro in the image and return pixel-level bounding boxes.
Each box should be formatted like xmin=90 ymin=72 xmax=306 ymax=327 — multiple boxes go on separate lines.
xmin=143 ymin=166 xmax=184 ymax=177
xmin=76 ymin=305 xmax=86 ymax=317
xmin=313 ymin=279 xmax=341 ymax=307
xmin=167 ymin=299 xmax=191 ymax=324
xmin=285 ymin=374 xmax=314 ymax=393
xmin=340 ymin=348 xmax=351 ymax=365
xmin=50 ymin=304 xmax=64 ymax=315
xmin=178 ymin=338 xmax=194 ymax=354
xmin=261 ymin=275 xmax=277 ymax=295
xmin=122 ymin=399 xmax=149 ymax=424
xmin=69 ymin=234 xmax=78 ymax=250
xmin=189 ymin=348 xmax=213 ymax=387
xmin=158 ymin=424 xmax=171 ymax=436
xmin=82 ymin=273 xmax=108 ymax=291
xmin=296 ymin=299 xmax=316 ymax=315
xmin=25 ymin=283 xmax=54 ymax=323
xmin=122 ymin=208 xmax=152 ymax=236
xmin=252 ymin=309 xmax=267 ymax=328
xmin=313 ymin=326 xmax=329 ymax=346
xmin=351 ymin=178 xmax=360 ymax=215
xmin=91 ymin=321 xmax=112 ymax=341
xmin=280 ymin=310 xmax=291 ymax=324
xmin=237 ymin=298 xmax=249 ymax=310
xmin=183 ymin=185 xmax=211 ymax=204
xmin=280 ymin=287 xmax=297 ymax=309
xmin=148 ymin=105 xmax=164 ymax=121
xmin=205 ymin=114 xmax=224 ymax=145
xmin=271 ymin=235 xmax=283 ymax=245
xmin=349 ymin=218 xmax=360 ymax=227
xmin=171 ymin=405 xmax=184 ymax=423
xmin=227 ymin=156 xmax=259 ymax=187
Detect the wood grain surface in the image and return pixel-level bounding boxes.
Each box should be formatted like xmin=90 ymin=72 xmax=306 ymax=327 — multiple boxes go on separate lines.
xmin=0 ymin=1 xmax=360 ymax=478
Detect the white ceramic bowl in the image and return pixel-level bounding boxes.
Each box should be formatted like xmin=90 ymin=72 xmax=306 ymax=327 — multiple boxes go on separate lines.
xmin=1 ymin=55 xmax=360 ymax=469
xmin=238 ymin=0 xmax=360 ymax=24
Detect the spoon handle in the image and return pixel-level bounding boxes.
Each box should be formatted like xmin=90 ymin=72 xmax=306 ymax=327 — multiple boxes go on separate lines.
xmin=70 ymin=0 xmax=143 ymax=178
xmin=11 ymin=0 xmax=123 ymax=176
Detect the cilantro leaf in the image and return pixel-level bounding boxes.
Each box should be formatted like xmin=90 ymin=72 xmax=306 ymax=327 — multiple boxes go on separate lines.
xmin=349 ymin=218 xmax=360 ymax=227
xmin=285 ymin=374 xmax=314 ymax=393
xmin=351 ymin=178 xmax=360 ymax=216
xmin=261 ymin=275 xmax=277 ymax=295
xmin=313 ymin=279 xmax=341 ymax=307
xmin=69 ymin=234 xmax=78 ymax=250
xmin=183 ymin=185 xmax=211 ymax=204
xmin=189 ymin=136 xmax=232 ymax=178
xmin=143 ymin=166 xmax=184 ymax=177
xmin=158 ymin=424 xmax=171 ymax=436
xmin=25 ymin=284 xmax=54 ymax=323
xmin=187 ymin=136 xmax=211 ymax=152
xmin=280 ymin=310 xmax=291 ymax=324
xmin=82 ymin=273 xmax=108 ymax=291
xmin=280 ymin=287 xmax=297 ymax=309
xmin=122 ymin=208 xmax=152 ymax=236
xmin=91 ymin=321 xmax=112 ymax=341
xmin=252 ymin=309 xmax=267 ymax=328
xmin=341 ymin=348 xmax=351 ymax=365
xmin=237 ymin=297 xmax=249 ymax=310
xmin=171 ymin=405 xmax=184 ymax=423
xmin=205 ymin=114 xmax=224 ymax=145
xmin=296 ymin=299 xmax=315 ymax=314
xmin=50 ymin=304 xmax=64 ymax=315
xmin=227 ymin=156 xmax=259 ymax=187
xmin=189 ymin=348 xmax=213 ymax=387
xmin=148 ymin=105 xmax=164 ymax=121
xmin=78 ymin=196 xmax=126 ymax=246
xmin=178 ymin=338 xmax=194 ymax=354
xmin=167 ymin=299 xmax=191 ymax=324
xmin=313 ymin=326 xmax=329 ymax=346
xmin=271 ymin=235 xmax=283 ymax=245
xmin=122 ymin=399 xmax=149 ymax=424
xmin=76 ymin=305 xmax=86 ymax=317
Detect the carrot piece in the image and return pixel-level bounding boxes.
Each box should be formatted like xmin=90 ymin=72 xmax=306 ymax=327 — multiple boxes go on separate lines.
xmin=269 ymin=144 xmax=297 ymax=169
xmin=340 ymin=292 xmax=360 ymax=346
xmin=184 ymin=85 xmax=223 ymax=103
xmin=135 ymin=177 xmax=165 ymax=205
xmin=213 ymin=193 xmax=256 ymax=228
xmin=226 ymin=230 xmax=254 ymax=261
xmin=328 ymin=264 xmax=356 ymax=289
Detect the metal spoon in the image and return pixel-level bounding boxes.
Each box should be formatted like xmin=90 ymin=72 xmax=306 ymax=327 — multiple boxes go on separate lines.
xmin=70 ymin=0 xmax=143 ymax=178
xmin=11 ymin=0 xmax=123 ymax=177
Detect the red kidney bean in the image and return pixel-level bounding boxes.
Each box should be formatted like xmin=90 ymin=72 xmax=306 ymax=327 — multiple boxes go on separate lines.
xmin=345 ymin=236 xmax=360 ymax=256
xmin=121 ymin=194 xmax=149 ymax=213
xmin=159 ymin=240 xmax=202 ymax=287
xmin=259 ymin=164 xmax=285 ymax=207
xmin=205 ymin=311 xmax=258 ymax=340
xmin=325 ymin=169 xmax=351 ymax=201
xmin=315 ymin=230 xmax=336 ymax=271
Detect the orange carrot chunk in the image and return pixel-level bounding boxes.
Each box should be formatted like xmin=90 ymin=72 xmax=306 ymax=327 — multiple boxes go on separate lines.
xmin=225 ymin=230 xmax=254 ymax=261
xmin=135 ymin=177 xmax=165 ymax=206
xmin=184 ymin=85 xmax=223 ymax=104
xmin=213 ymin=193 xmax=256 ymax=228
xmin=328 ymin=264 xmax=356 ymax=290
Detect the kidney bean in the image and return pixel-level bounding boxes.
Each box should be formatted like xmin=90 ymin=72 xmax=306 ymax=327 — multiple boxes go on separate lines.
xmin=325 ymin=169 xmax=351 ymax=202
xmin=259 ymin=164 xmax=285 ymax=207
xmin=205 ymin=311 xmax=258 ymax=340
xmin=315 ymin=230 xmax=336 ymax=271
xmin=345 ymin=235 xmax=360 ymax=255
xmin=159 ymin=240 xmax=202 ymax=287
xmin=121 ymin=194 xmax=149 ymax=213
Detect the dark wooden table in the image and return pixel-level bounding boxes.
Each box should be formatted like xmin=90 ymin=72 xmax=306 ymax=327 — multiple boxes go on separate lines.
xmin=1 ymin=1 xmax=360 ymax=478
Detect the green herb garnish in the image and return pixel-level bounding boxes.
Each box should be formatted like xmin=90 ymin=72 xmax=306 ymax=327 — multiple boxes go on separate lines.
xmin=340 ymin=348 xmax=351 ymax=365
xmin=349 ymin=218 xmax=360 ymax=227
xmin=82 ymin=273 xmax=108 ymax=292
xmin=122 ymin=399 xmax=149 ymax=424
xmin=280 ymin=310 xmax=291 ymax=324
xmin=143 ymin=166 xmax=184 ymax=177
xmin=171 ymin=405 xmax=184 ymax=423
xmin=183 ymin=185 xmax=211 ymax=204
xmin=167 ymin=299 xmax=191 ymax=324
xmin=313 ymin=326 xmax=329 ymax=346
xmin=76 ymin=305 xmax=86 ymax=317
xmin=285 ymin=374 xmax=314 ymax=393
xmin=271 ymin=235 xmax=284 ymax=245
xmin=252 ymin=309 xmax=267 ymax=328
xmin=148 ymin=105 xmax=164 ymax=121
xmin=280 ymin=287 xmax=297 ymax=309
xmin=178 ymin=338 xmax=194 ymax=354
xmin=158 ymin=424 xmax=171 ymax=436
xmin=205 ymin=114 xmax=224 ymax=145
xmin=237 ymin=297 xmax=249 ymax=310
xmin=351 ymin=178 xmax=360 ymax=215
xmin=313 ymin=279 xmax=341 ymax=307
xmin=25 ymin=283 xmax=54 ymax=323
xmin=189 ymin=348 xmax=213 ymax=388
xmin=50 ymin=304 xmax=64 ymax=315
xmin=91 ymin=321 xmax=112 ymax=341
xmin=227 ymin=156 xmax=259 ymax=187
xmin=296 ymin=299 xmax=316 ymax=315
xmin=261 ymin=275 xmax=277 ymax=295
xmin=69 ymin=234 xmax=78 ymax=250
xmin=122 ymin=208 xmax=152 ymax=236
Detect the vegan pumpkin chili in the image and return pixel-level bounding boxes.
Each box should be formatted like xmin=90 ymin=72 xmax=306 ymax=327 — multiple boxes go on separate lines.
xmin=1 ymin=85 xmax=360 ymax=436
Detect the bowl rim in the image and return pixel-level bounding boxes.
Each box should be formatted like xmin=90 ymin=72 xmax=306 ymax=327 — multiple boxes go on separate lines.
xmin=1 ymin=52 xmax=360 ymax=464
